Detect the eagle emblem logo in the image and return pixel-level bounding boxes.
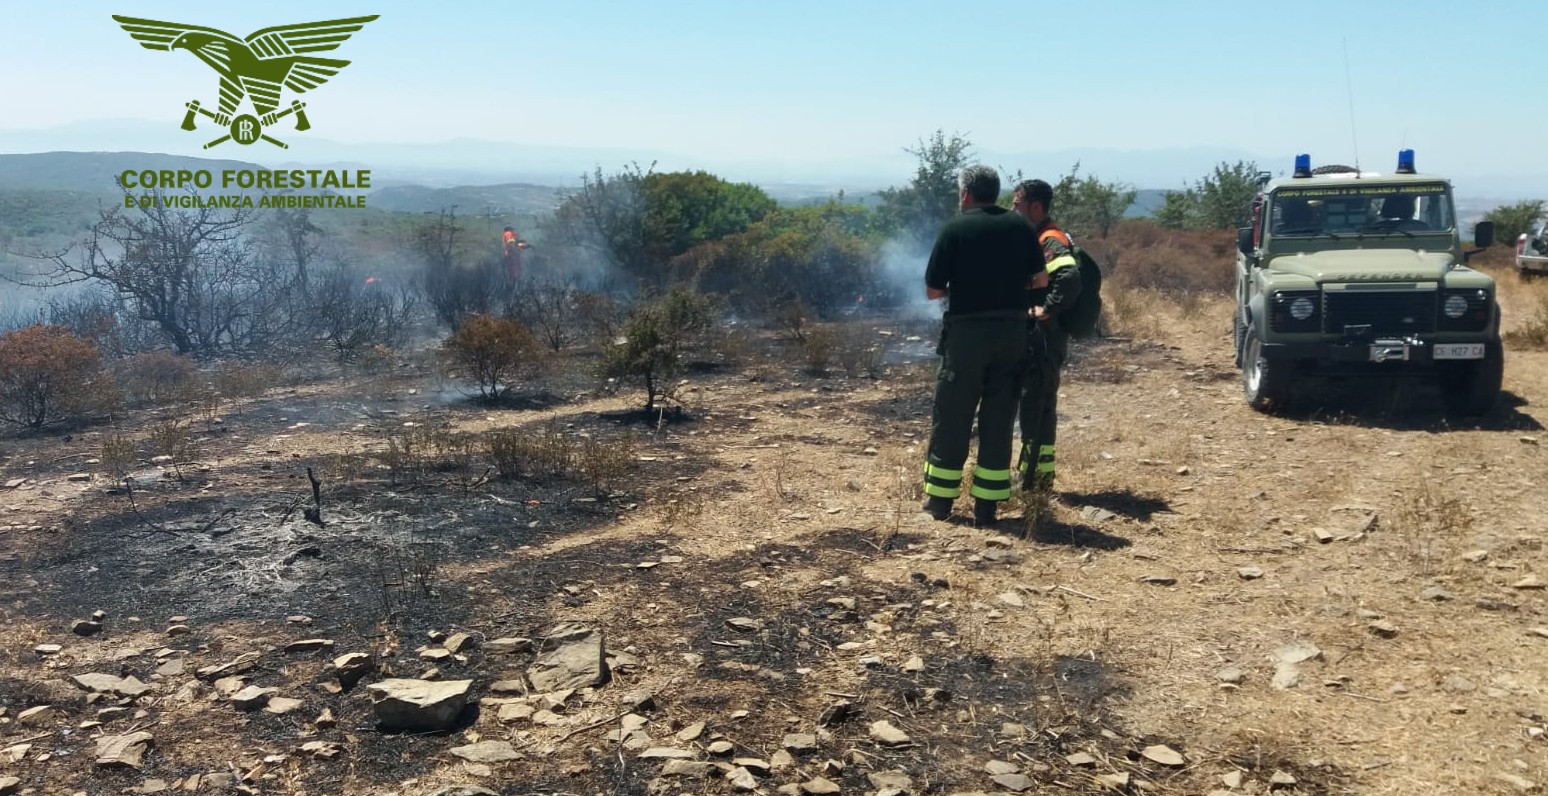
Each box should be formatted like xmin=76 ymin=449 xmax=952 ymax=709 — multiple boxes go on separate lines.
xmin=112 ymin=14 xmax=379 ymax=150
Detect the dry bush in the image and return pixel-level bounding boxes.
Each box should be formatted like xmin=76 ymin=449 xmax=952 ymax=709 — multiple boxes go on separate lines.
xmin=800 ymin=324 xmax=836 ymax=371
xmin=147 ymin=418 xmax=200 ymax=479
xmin=442 ymin=314 xmax=543 ymax=401
xmin=119 ymin=350 xmax=201 ymax=407
xmin=99 ymin=431 xmax=138 ymax=479
xmin=1387 ymin=481 xmax=1472 ymax=577
xmin=774 ymin=299 xmax=812 ymax=343
xmin=0 ymin=324 xmax=116 ymax=430
xmin=833 ymin=323 xmax=886 ymax=378
xmin=379 ymin=422 xmax=474 ymax=484
xmin=1090 ymin=219 xmax=1235 ymax=296
xmin=487 ymin=426 xmax=575 ymax=481
xmin=573 ymin=291 xmax=628 ymax=348
xmin=215 ymin=360 xmax=283 ymax=400
xmin=1101 ymin=287 xmax=1167 ymax=339
xmin=577 ymin=433 xmax=635 ymax=494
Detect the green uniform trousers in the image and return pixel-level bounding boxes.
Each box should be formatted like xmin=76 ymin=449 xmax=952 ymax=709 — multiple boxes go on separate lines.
xmin=924 ymin=315 xmax=1028 ymax=504
xmin=1018 ymin=324 xmax=1067 ymax=490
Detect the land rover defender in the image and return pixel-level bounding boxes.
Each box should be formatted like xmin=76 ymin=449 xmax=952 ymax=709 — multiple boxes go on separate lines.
xmin=1233 ymin=150 xmax=1500 ymax=415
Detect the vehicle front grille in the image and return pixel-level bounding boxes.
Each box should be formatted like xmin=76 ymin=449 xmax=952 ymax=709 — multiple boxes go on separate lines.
xmin=1322 ymin=290 xmax=1436 ymax=336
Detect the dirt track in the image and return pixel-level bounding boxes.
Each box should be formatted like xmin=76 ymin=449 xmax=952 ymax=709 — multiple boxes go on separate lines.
xmin=1 ymin=277 xmax=1545 ymax=795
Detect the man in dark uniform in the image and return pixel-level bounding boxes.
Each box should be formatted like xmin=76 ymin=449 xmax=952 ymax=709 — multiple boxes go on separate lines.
xmin=923 ymin=166 xmax=1047 ymax=525
xmin=1012 ymin=179 xmax=1083 ymax=492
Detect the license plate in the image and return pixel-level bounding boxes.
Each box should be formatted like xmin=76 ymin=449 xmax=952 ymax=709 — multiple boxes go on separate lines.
xmin=1433 ymin=343 xmax=1485 ymax=360
xmin=1369 ymin=343 xmax=1409 ymax=363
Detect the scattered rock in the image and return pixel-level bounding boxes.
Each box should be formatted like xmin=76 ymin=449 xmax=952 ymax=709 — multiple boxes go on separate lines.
xmin=869 ymin=720 xmax=911 ymax=746
xmin=1066 ymin=752 xmax=1097 ymax=767
xmin=366 ymin=679 xmax=472 ymax=732
xmin=443 ymin=632 xmax=476 ymax=653
xmin=868 ymin=770 xmax=912 ymax=790
xmin=1513 ymin=576 xmax=1545 ymax=590
xmin=284 ymin=639 xmax=335 ymax=654
xmin=1421 ymin=585 xmax=1455 ymax=601
xmin=527 ymin=624 xmax=606 ymax=693
xmin=660 ymin=759 xmax=713 ymax=777
xmin=902 ymin=655 xmax=925 ymax=673
xmin=72 ymin=673 xmax=151 ymax=698
xmin=783 ymin=733 xmax=819 ymax=752
xmin=1237 ymin=566 xmax=1264 ymax=580
xmin=196 ymin=652 xmax=260 ymax=681
xmin=1097 ymin=772 xmax=1130 ymax=790
xmin=496 ymin=702 xmax=533 ymax=724
xmin=1270 ymin=770 xmax=1298 ymax=787
xmin=1271 ymin=664 xmax=1302 ymax=690
xmin=96 ymin=731 xmax=153 ymax=768
xmin=17 ymin=705 xmax=52 ymax=724
xmin=484 ymin=637 xmax=533 ymax=654
xmin=1367 ymin=621 xmax=1400 ymax=639
xmin=1222 ymin=770 xmax=1244 ymax=788
xmin=450 ymin=741 xmax=519 ymax=763
xmin=1462 ymin=550 xmax=1490 ymax=563
xmin=301 ymin=741 xmax=342 ymax=759
xmin=33 ymin=643 xmax=61 ymax=655
xmin=165 ymin=626 xmax=191 ymax=637
xmin=801 ymin=777 xmax=841 ymax=795
xmin=1217 ymin=667 xmax=1247 ymax=685
xmin=726 ymin=767 xmax=759 ymax=791
xmin=997 ymin=591 xmax=1025 ymax=608
xmin=707 ymin=740 xmax=734 ymax=755
xmin=676 ymin=721 xmax=706 ymax=742
xmin=1274 ymin=640 xmax=1322 ymax=665
xmin=725 ymin=617 xmax=763 ymax=632
xmin=264 ymin=697 xmax=303 ymax=715
xmin=1495 ymin=773 xmax=1540 ymax=792
xmin=1313 ymin=528 xmax=1335 ymax=544
xmin=993 ymin=773 xmax=1035 ymax=792
xmin=72 ymin=620 xmax=103 ymax=636
xmin=1140 ymin=575 xmax=1176 ymax=586
xmin=1142 ymin=744 xmax=1185 ymax=766
xmin=0 ymin=777 xmax=17 ymax=795
xmin=315 ymin=708 xmax=336 ymax=728
xmin=229 ymin=686 xmax=275 ymax=711
xmin=639 ymin=747 xmax=695 ymax=759
xmin=333 ymin=653 xmax=375 ymax=687
xmin=424 ymin=788 xmax=498 ymax=796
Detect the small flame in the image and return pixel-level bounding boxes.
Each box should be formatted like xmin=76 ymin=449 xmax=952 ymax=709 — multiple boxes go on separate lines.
xmin=364 ymin=276 xmax=378 ymax=285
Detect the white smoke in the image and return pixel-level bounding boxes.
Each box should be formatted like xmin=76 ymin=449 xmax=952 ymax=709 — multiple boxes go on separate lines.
xmin=876 ymin=236 xmax=943 ymax=322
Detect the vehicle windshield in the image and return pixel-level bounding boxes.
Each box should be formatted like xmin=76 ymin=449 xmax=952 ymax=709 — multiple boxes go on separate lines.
xmin=1270 ymin=182 xmax=1454 ymax=237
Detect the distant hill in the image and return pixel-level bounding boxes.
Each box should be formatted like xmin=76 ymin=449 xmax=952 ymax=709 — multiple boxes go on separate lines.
xmin=366 ymin=182 xmax=566 ymax=215
xmin=0 ymin=152 xmax=267 ymax=194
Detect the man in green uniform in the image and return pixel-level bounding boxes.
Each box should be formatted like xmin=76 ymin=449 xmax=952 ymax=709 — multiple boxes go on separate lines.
xmin=1012 ymin=179 xmax=1083 ymax=492
xmin=923 ymin=166 xmax=1047 ymax=525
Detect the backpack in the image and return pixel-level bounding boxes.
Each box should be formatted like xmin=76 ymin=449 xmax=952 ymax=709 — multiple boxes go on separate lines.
xmin=1040 ymin=227 xmax=1104 ymax=338
xmin=1061 ymin=243 xmax=1103 ymax=338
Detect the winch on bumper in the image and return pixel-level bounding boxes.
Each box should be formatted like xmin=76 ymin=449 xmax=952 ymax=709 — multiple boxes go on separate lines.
xmin=1259 ymin=335 xmax=1488 ymax=370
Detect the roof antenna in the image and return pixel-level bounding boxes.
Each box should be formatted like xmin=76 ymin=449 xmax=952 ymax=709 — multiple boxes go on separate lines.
xmin=1343 ymin=38 xmax=1361 ymax=176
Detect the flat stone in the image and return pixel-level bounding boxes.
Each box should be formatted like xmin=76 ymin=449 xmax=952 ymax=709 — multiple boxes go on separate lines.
xmin=195 ymin=652 xmax=259 ymax=681
xmin=96 ymin=731 xmax=153 ymax=768
xmin=497 ymin=702 xmax=534 ymax=723
xmin=1272 ymin=663 xmax=1302 ymax=690
xmin=264 ymin=697 xmax=303 ymax=715
xmin=443 ymin=633 xmax=475 ymax=653
xmin=484 ymin=637 xmax=532 ymax=654
xmin=1421 ymin=585 xmax=1455 ymax=601
xmin=985 ymin=760 xmax=1020 ymax=775
xmin=869 ymin=720 xmax=910 ymax=746
xmin=1442 ymin=674 xmax=1477 ymax=693
xmin=1274 ymin=640 xmax=1322 ymax=664
xmin=1066 ymin=752 xmax=1097 ymax=766
xmin=676 ymin=721 xmax=706 ymax=741
xmin=997 ymin=591 xmax=1025 ymax=608
xmin=527 ymin=624 xmax=606 ymax=693
xmin=801 ymin=777 xmax=841 ymax=795
xmin=229 ymin=686 xmax=275 ymax=711
xmin=0 ymin=776 xmax=17 ymax=795
xmin=301 ymin=741 xmax=342 ymax=759
xmin=868 ymin=770 xmax=912 ymax=790
xmin=284 ymin=639 xmax=335 ymax=653
xmin=1494 ymin=773 xmax=1539 ymax=792
xmin=18 ymin=705 xmax=53 ymax=724
xmin=1270 ymin=770 xmax=1298 ymax=786
xmin=1368 ymin=621 xmax=1400 ymax=638
xmin=733 ymin=757 xmax=771 ymax=775
xmin=992 ymin=773 xmax=1035 ymax=792
xmin=1142 ymin=744 xmax=1185 ymax=766
xmin=33 ymin=644 xmax=62 ymax=655
xmin=707 ymin=740 xmax=734 ymax=755
xmin=1222 ymin=770 xmax=1244 ymax=788
xmin=1238 ymin=566 xmax=1265 ymax=580
xmin=1513 ymin=576 xmax=1545 ymax=590
xmin=639 ymin=747 xmax=695 ymax=759
xmin=660 ymin=760 xmax=713 ymax=777
xmin=73 ymin=673 xmax=151 ymax=698
xmin=449 ymin=741 xmax=519 ymax=763
xmin=783 ymin=733 xmax=818 ymax=751
xmin=72 ymin=620 xmax=103 ymax=636
xmin=365 ymin=679 xmax=472 ymax=731
xmin=1217 ymin=667 xmax=1247 ymax=684
xmin=726 ymin=767 xmax=759 ymax=791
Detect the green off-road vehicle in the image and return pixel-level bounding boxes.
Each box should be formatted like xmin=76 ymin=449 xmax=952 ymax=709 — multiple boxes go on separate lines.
xmin=1233 ymin=150 xmax=1500 ymax=415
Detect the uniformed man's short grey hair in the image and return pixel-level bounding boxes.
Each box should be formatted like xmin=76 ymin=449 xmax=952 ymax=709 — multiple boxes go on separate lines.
xmin=958 ymin=165 xmax=1000 ymax=204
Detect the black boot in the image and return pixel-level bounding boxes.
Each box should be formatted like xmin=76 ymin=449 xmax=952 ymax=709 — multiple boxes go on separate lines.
xmin=973 ymin=498 xmax=998 ymax=526
xmin=922 ymin=496 xmax=953 ymax=521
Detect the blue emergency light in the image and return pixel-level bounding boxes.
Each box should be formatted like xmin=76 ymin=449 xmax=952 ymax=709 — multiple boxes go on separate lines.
xmin=1293 ymin=154 xmax=1312 ymax=178
xmin=1396 ymin=149 xmax=1416 ymax=174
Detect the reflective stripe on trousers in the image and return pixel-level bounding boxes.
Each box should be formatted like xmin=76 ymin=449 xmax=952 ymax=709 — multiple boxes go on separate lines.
xmin=923 ymin=462 xmax=962 ymax=499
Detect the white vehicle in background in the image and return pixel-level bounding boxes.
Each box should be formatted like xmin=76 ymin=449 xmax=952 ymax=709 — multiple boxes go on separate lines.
xmin=1520 ymin=218 xmax=1548 ymax=277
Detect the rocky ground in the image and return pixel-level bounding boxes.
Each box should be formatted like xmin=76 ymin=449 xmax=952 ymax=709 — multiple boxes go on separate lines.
xmin=1 ymin=268 xmax=1546 ymax=796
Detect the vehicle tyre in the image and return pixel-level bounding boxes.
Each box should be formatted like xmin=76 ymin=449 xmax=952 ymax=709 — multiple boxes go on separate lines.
xmin=1442 ymin=340 xmax=1503 ymax=417
xmin=1242 ymin=326 xmax=1290 ymax=411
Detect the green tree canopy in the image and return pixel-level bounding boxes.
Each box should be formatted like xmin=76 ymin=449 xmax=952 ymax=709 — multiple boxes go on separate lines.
xmin=876 ymin=130 xmax=975 ymax=246
xmin=1484 ymin=199 xmax=1545 ymax=245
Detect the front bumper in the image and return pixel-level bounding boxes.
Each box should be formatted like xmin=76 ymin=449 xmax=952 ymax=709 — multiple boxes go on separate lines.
xmin=1261 ymin=338 xmax=1486 ymax=372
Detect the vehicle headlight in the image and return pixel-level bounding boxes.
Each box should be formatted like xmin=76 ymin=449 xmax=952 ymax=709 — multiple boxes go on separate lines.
xmin=1289 ymin=297 xmax=1315 ymax=321
xmin=1443 ymin=294 xmax=1470 ymax=319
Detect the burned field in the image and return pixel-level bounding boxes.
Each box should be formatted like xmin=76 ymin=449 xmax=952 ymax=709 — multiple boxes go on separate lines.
xmin=1 ymin=292 xmax=1546 ymax=796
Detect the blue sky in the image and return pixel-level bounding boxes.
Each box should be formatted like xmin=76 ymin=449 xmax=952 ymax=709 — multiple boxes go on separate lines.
xmin=0 ymin=1 xmax=1542 ymax=192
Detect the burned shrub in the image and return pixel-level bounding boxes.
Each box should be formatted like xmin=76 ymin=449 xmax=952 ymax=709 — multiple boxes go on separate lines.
xmin=118 ymin=350 xmax=201 ymax=407
xmin=442 ymin=314 xmax=543 ymax=401
xmin=0 ymin=324 xmax=116 ymax=430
